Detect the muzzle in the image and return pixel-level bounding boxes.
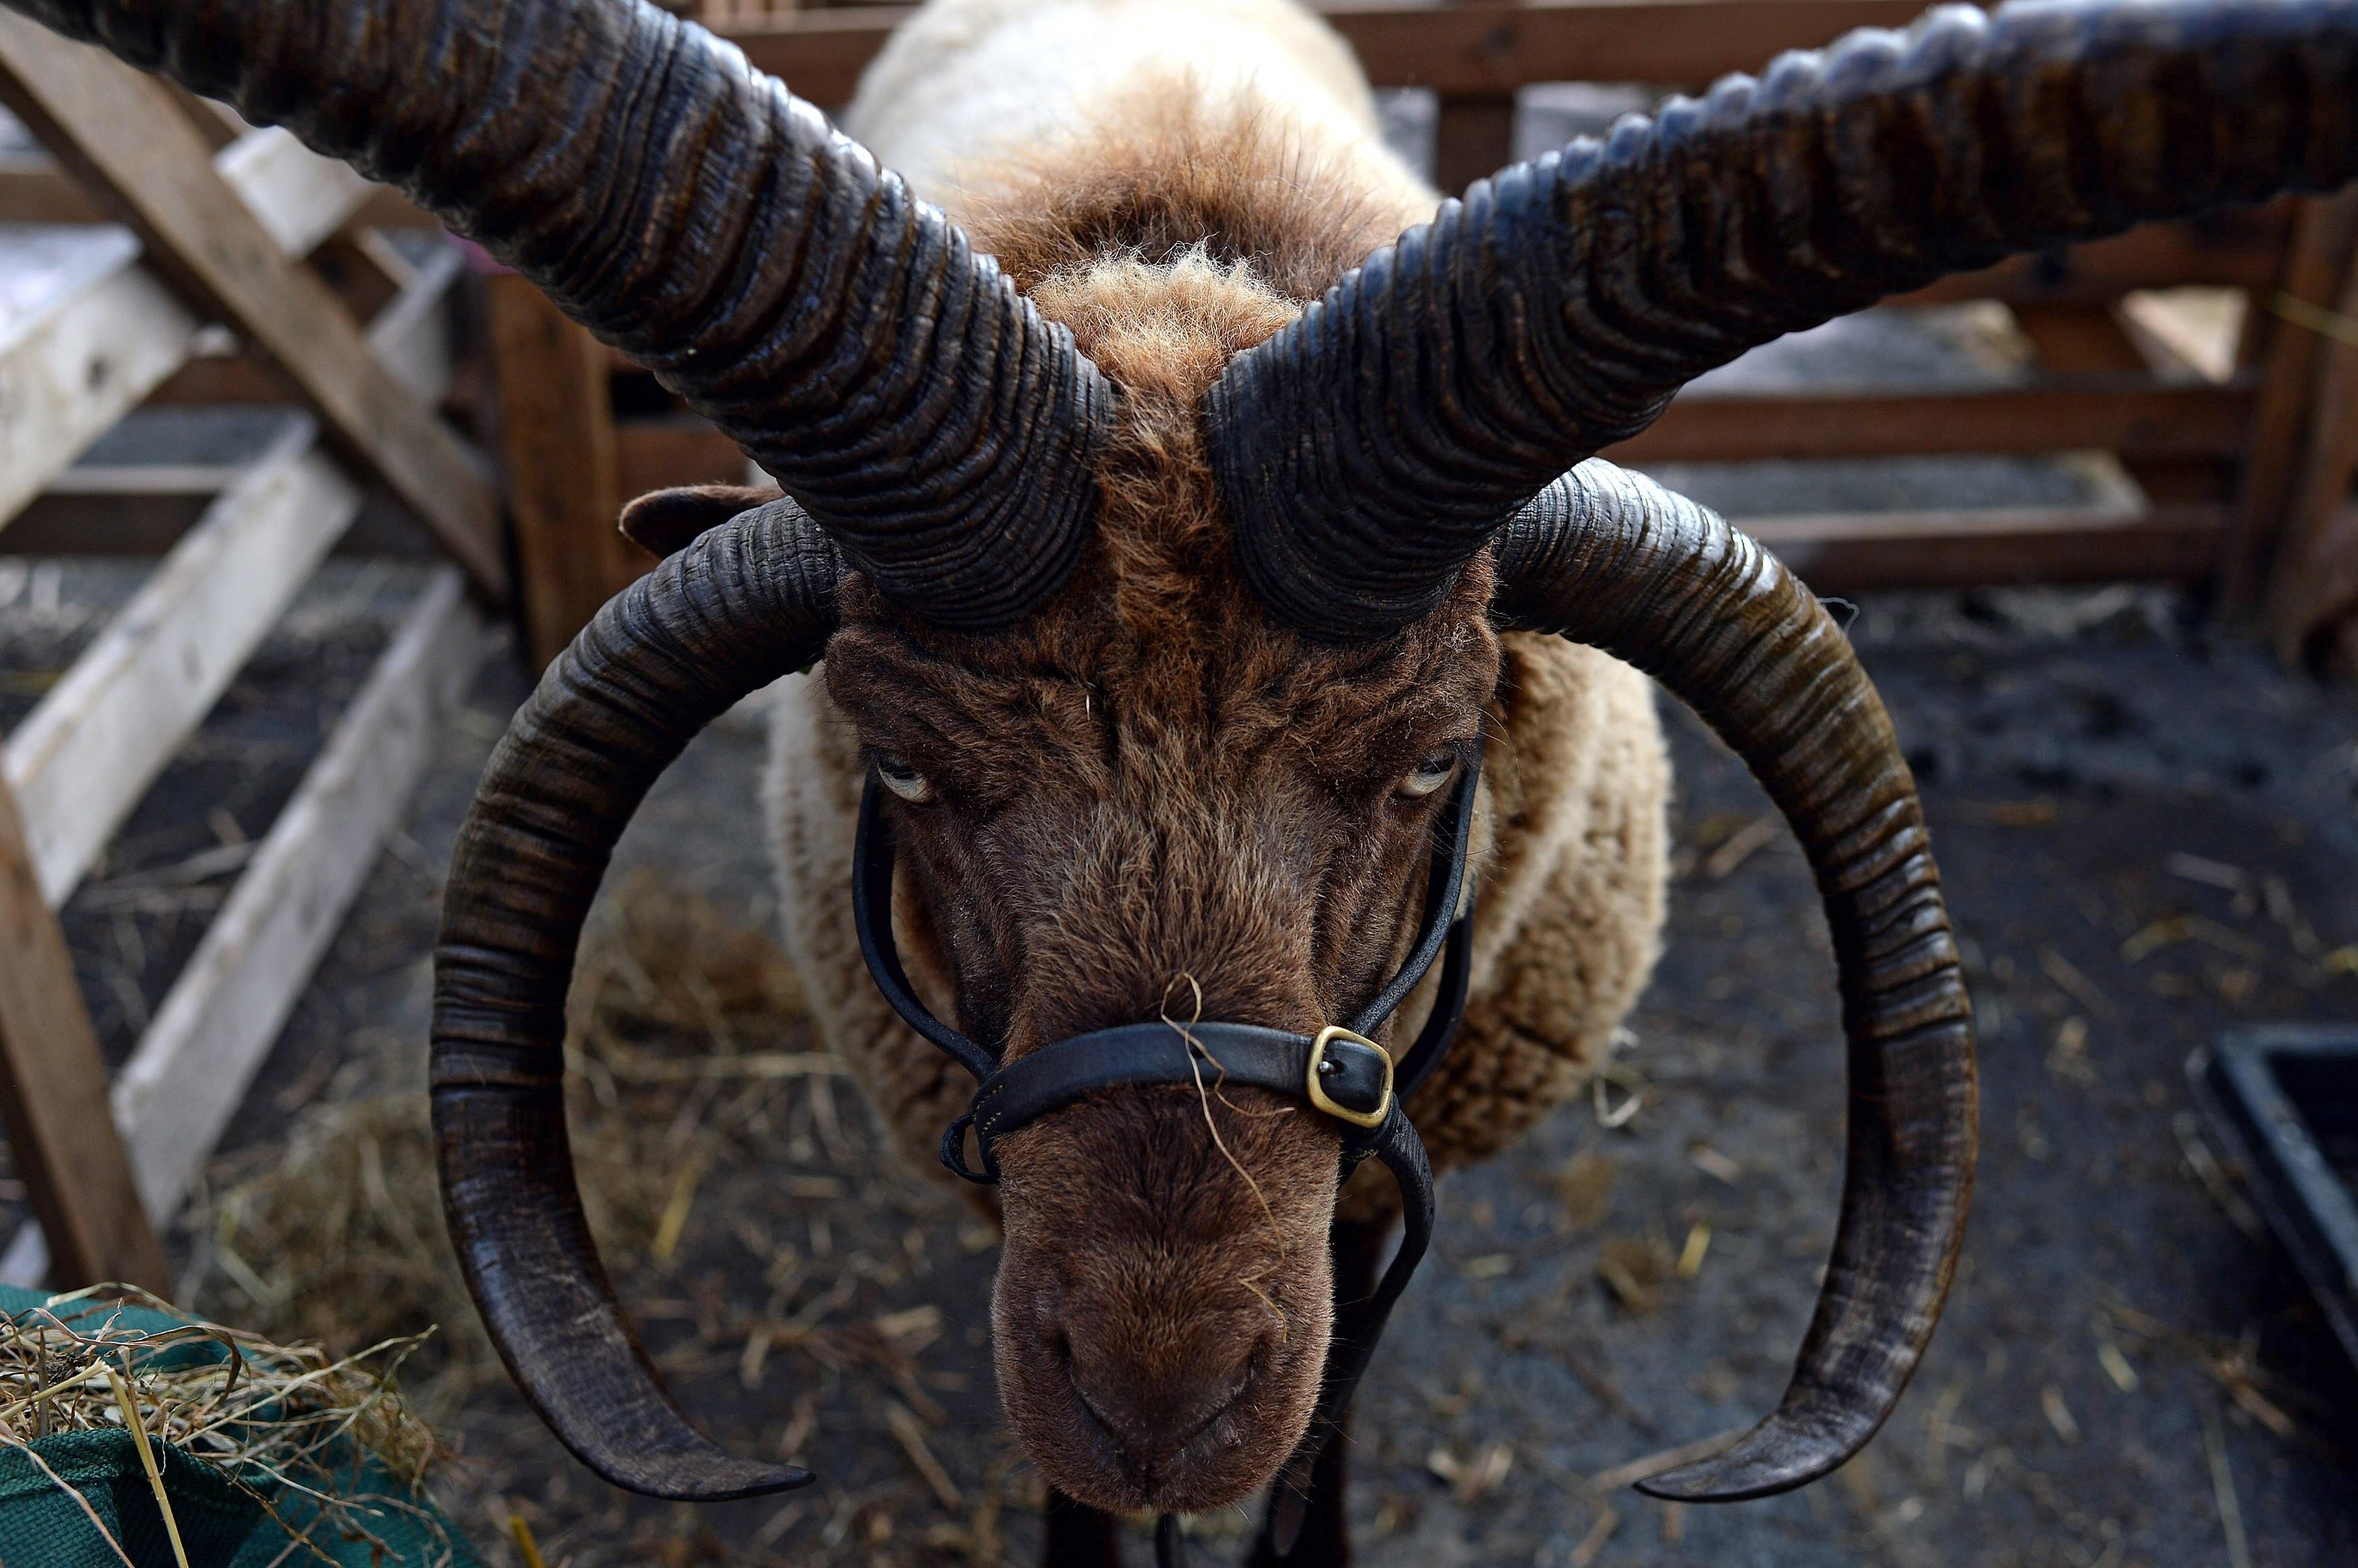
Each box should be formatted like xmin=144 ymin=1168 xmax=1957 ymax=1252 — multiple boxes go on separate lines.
xmin=852 ymin=741 xmax=1485 ymax=1563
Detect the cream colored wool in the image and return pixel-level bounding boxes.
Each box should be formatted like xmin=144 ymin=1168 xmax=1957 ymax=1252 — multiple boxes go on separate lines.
xmin=843 ymin=0 xmax=1427 ymax=226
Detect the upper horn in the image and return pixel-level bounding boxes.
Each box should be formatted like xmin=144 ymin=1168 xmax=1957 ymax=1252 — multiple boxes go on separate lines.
xmin=3 ymin=0 xmax=1112 ymax=629
xmin=1207 ymin=0 xmax=2358 ymax=638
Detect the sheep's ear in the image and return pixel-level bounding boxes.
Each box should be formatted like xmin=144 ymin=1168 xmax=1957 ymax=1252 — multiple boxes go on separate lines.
xmin=619 ymin=484 xmax=786 ymax=558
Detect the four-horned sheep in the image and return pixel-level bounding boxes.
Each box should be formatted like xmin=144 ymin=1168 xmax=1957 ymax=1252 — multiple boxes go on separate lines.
xmin=5 ymin=0 xmax=2353 ymax=1561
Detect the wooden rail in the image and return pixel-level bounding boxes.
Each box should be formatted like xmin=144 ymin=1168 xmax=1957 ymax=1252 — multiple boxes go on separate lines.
xmin=486 ymin=273 xmax=655 ymax=669
xmin=0 ymin=15 xmax=505 ymax=599
xmin=1603 ymin=381 xmax=2254 ymax=465
xmin=1750 ymin=503 xmax=2228 ymax=591
xmin=110 ymin=568 xmax=482 ymax=1229
xmin=705 ymin=0 xmax=1944 ymax=105
xmin=0 ymin=26 xmax=495 ymax=1289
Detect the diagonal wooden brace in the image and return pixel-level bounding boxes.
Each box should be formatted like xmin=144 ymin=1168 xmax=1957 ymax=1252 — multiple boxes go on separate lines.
xmin=0 ymin=11 xmax=509 ymax=601
xmin=0 ymin=778 xmax=171 ymax=1293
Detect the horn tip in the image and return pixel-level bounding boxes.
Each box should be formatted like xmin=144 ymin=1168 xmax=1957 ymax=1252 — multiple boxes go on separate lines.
xmin=1627 ymin=1418 xmax=1850 ymax=1503
xmin=582 ymin=1449 xmax=816 ymax=1503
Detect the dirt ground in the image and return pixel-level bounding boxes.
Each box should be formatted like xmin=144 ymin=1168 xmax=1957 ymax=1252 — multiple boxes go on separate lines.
xmin=73 ymin=577 xmax=2338 ymax=1568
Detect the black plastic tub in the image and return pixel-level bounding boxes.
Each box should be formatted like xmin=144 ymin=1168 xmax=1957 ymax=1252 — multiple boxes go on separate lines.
xmin=2192 ymin=1026 xmax=2358 ymax=1367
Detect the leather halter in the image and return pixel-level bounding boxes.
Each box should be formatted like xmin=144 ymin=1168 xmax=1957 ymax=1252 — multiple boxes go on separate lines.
xmin=851 ymin=743 xmax=1484 ymax=1563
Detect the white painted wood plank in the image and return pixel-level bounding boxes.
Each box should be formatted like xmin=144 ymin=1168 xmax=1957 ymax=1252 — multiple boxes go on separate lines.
xmin=0 ymin=117 xmax=395 ymax=525
xmin=0 ymin=219 xmax=133 ymax=328
xmin=0 ymin=227 xmax=199 ymax=524
xmin=211 ymin=127 xmax=370 ymax=259
xmin=43 ymin=460 xmax=245 ymax=496
xmin=111 ymin=567 xmax=482 ymax=1223
xmin=34 ymin=241 xmax=461 ymax=511
xmin=0 ymin=1218 xmax=43 ymax=1287
xmin=0 ymin=570 xmax=482 ymax=1292
xmin=364 ymin=240 xmax=461 ymax=403
xmin=3 ymin=418 xmax=362 ymax=905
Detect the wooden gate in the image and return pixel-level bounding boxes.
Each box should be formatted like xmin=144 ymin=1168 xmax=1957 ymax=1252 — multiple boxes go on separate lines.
xmin=0 ymin=18 xmax=504 ymax=1290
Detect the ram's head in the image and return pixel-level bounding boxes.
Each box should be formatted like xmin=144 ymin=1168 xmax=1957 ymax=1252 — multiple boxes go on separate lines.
xmin=819 ymin=541 xmax=1501 ymax=1512
xmin=21 ymin=0 xmax=2353 ymax=1520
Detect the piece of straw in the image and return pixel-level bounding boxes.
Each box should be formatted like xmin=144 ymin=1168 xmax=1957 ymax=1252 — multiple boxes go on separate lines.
xmin=651 ymin=1148 xmax=712 ymax=1262
xmin=507 ymin=1512 xmax=548 ymax=1568
xmin=885 ymin=1400 xmax=963 ymax=1510
xmin=1676 ymin=1223 xmax=1711 ymax=1280
xmin=1587 ymin=1427 xmax=1748 ymax=1492
xmin=107 ymin=1363 xmax=192 ymax=1568
xmin=2201 ymin=1399 xmax=2251 ymax=1568
xmin=1163 ymin=975 xmax=1289 ymax=1337
xmin=1567 ymin=1504 xmax=1618 ymax=1568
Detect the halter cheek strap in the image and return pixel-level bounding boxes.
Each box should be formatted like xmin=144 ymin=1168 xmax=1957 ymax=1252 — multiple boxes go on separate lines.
xmin=850 ymin=745 xmax=1484 ymax=1565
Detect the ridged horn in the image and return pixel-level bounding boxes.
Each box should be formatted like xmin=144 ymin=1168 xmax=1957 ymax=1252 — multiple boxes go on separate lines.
xmin=430 ymin=501 xmax=839 ymax=1499
xmin=1494 ymin=461 xmax=1976 ymax=1501
xmin=1211 ymin=0 xmax=2358 ymax=636
xmin=2 ymin=0 xmax=1110 ymax=628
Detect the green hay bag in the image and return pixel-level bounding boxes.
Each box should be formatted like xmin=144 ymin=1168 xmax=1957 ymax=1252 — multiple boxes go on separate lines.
xmin=0 ymin=1284 xmax=480 ymax=1567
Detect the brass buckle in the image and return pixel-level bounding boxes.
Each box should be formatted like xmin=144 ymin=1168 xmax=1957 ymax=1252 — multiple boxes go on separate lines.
xmin=1306 ymin=1025 xmax=1393 ymax=1129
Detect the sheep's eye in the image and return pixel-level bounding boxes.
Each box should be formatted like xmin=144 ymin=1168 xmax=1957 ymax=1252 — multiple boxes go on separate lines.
xmin=1399 ymin=749 xmax=1459 ymax=799
xmin=875 ymin=754 xmax=932 ymax=802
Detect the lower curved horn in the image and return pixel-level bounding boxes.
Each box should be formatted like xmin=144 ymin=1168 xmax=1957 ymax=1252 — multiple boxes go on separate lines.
xmin=432 ymin=501 xmax=838 ymax=1499
xmin=1494 ymin=462 xmax=1977 ymax=1501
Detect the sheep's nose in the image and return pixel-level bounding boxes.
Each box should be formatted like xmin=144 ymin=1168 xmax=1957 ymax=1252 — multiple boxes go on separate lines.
xmin=1068 ymin=1336 xmax=1256 ymax=1470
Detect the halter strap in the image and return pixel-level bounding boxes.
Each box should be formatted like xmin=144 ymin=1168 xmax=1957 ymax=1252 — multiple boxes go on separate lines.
xmin=849 ymin=744 xmax=1485 ymax=1566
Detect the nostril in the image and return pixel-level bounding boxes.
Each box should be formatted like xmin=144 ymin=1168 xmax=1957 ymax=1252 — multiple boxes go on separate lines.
xmin=1066 ymin=1341 xmax=1256 ymax=1467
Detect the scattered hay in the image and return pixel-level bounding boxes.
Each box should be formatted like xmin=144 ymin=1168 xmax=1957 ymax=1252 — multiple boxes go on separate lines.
xmin=177 ymin=874 xmax=1033 ymax=1563
xmin=1553 ymin=1152 xmax=1616 ymax=1233
xmin=182 ymin=872 xmax=828 ymax=1422
xmin=0 ymin=1285 xmax=457 ymax=1564
xmin=1595 ymin=1235 xmax=1675 ymax=1317
xmin=185 ymin=1094 xmax=487 ymax=1423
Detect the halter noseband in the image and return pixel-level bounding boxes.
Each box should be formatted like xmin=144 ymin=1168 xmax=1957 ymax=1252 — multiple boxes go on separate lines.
xmin=850 ymin=742 xmax=1485 ymax=1563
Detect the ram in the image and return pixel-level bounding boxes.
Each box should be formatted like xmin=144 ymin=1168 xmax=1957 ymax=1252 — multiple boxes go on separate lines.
xmin=11 ymin=0 xmax=2353 ymax=1561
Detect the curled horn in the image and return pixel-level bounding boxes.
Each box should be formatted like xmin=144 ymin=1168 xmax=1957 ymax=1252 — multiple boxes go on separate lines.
xmin=3 ymin=0 xmax=1110 ymax=628
xmin=431 ymin=502 xmax=839 ymax=1499
xmin=1495 ymin=461 xmax=1976 ymax=1501
xmin=1209 ymin=0 xmax=2358 ymax=636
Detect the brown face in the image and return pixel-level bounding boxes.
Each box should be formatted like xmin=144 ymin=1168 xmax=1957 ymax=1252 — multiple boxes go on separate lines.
xmin=821 ymin=531 xmax=1500 ymax=1509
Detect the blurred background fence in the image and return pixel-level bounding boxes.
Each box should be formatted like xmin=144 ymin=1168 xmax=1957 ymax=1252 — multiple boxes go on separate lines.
xmin=0 ymin=13 xmax=495 ymax=1291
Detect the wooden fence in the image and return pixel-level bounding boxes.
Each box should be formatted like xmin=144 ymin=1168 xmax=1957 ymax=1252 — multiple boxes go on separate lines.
xmin=0 ymin=17 xmax=501 ymax=1290
xmin=496 ymin=0 xmax=2358 ymax=669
